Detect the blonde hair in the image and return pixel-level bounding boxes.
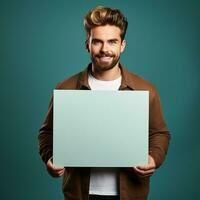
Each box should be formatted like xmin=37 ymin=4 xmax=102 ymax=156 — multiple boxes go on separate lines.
xmin=84 ymin=6 xmax=128 ymax=42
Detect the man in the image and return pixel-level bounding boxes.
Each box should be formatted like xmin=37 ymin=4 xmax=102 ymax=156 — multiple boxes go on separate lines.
xmin=38 ymin=6 xmax=170 ymax=200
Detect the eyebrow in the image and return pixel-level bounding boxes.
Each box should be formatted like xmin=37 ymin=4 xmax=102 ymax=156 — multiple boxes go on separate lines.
xmin=92 ymin=38 xmax=119 ymax=42
xmin=108 ymin=39 xmax=119 ymax=42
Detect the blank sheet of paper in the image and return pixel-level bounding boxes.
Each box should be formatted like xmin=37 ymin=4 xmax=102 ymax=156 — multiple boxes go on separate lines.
xmin=53 ymin=90 xmax=149 ymax=167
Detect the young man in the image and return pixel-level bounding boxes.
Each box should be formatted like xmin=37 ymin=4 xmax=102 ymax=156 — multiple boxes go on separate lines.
xmin=38 ymin=6 xmax=170 ymax=200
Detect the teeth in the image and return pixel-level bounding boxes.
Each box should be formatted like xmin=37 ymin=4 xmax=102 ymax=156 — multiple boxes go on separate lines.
xmin=100 ymin=56 xmax=111 ymax=59
xmin=99 ymin=56 xmax=112 ymax=62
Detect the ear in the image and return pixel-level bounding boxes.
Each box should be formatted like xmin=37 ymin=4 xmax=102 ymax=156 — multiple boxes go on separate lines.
xmin=120 ymin=39 xmax=126 ymax=53
xmin=85 ymin=40 xmax=90 ymax=52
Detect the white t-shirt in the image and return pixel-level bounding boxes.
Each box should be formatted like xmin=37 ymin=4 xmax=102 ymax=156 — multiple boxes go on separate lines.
xmin=88 ymin=72 xmax=122 ymax=195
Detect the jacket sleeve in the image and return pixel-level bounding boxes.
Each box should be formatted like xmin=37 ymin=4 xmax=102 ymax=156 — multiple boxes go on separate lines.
xmin=149 ymin=88 xmax=171 ymax=168
xmin=38 ymin=96 xmax=54 ymax=164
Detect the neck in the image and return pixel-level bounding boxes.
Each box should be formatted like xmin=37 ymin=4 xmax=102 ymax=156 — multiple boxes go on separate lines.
xmin=91 ymin=63 xmax=121 ymax=81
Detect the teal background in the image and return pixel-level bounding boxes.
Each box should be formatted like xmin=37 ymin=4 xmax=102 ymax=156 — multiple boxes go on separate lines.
xmin=0 ymin=0 xmax=199 ymax=199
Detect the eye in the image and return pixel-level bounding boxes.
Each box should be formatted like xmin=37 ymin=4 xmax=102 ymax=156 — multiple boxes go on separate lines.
xmin=109 ymin=40 xmax=117 ymax=45
xmin=92 ymin=40 xmax=101 ymax=45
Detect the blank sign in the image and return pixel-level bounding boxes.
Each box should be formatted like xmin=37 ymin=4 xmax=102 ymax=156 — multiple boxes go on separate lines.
xmin=53 ymin=90 xmax=149 ymax=167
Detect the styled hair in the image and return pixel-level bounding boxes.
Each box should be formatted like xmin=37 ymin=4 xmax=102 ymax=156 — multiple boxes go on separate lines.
xmin=84 ymin=6 xmax=128 ymax=43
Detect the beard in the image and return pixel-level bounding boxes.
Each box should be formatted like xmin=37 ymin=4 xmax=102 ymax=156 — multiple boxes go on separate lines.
xmin=91 ymin=52 xmax=120 ymax=72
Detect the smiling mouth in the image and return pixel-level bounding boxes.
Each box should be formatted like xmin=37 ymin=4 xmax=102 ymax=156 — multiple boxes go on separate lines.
xmin=98 ymin=56 xmax=112 ymax=62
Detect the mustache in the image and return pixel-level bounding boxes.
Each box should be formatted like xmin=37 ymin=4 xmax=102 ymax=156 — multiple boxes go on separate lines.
xmin=96 ymin=52 xmax=115 ymax=58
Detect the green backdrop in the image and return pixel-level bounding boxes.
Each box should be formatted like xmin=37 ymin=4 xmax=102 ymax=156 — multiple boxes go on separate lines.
xmin=1 ymin=0 xmax=199 ymax=199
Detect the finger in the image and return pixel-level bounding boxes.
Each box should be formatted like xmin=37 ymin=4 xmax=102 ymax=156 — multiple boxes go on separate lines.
xmin=49 ymin=169 xmax=65 ymax=177
xmin=57 ymin=168 xmax=65 ymax=173
xmin=136 ymin=155 xmax=156 ymax=169
xmin=134 ymin=167 xmax=155 ymax=175
xmin=52 ymin=166 xmax=65 ymax=171
xmin=58 ymin=169 xmax=65 ymax=176
xmin=136 ymin=164 xmax=155 ymax=170
xmin=53 ymin=168 xmax=65 ymax=176
xmin=137 ymin=172 xmax=154 ymax=177
xmin=47 ymin=165 xmax=65 ymax=175
xmin=47 ymin=165 xmax=65 ymax=173
xmin=47 ymin=159 xmax=65 ymax=171
xmin=50 ymin=162 xmax=65 ymax=171
xmin=50 ymin=163 xmax=65 ymax=171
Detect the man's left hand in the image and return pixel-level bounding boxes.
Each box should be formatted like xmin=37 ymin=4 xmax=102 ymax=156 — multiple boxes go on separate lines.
xmin=133 ymin=155 xmax=156 ymax=177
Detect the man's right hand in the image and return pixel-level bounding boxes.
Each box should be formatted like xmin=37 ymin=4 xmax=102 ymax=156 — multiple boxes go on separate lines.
xmin=46 ymin=158 xmax=65 ymax=178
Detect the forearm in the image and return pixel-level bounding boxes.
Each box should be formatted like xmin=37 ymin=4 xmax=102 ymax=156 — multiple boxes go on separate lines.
xmin=38 ymin=126 xmax=53 ymax=163
xmin=149 ymin=129 xmax=170 ymax=168
xmin=38 ymin=97 xmax=53 ymax=164
xmin=149 ymin=89 xmax=171 ymax=168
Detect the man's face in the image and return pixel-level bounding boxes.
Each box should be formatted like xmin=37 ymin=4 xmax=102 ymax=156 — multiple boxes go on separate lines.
xmin=87 ymin=25 xmax=126 ymax=72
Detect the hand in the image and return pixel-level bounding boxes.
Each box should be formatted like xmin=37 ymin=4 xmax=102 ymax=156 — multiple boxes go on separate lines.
xmin=46 ymin=158 xmax=65 ymax=178
xmin=133 ymin=155 xmax=156 ymax=177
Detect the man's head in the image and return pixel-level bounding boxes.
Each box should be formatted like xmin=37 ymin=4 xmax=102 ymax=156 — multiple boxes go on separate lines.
xmin=84 ymin=6 xmax=128 ymax=43
xmin=84 ymin=6 xmax=128 ymax=72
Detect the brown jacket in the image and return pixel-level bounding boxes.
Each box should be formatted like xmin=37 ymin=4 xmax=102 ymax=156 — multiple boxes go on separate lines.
xmin=38 ymin=63 xmax=170 ymax=200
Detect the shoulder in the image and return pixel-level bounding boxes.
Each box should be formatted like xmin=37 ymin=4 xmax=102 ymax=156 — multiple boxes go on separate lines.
xmin=55 ymin=71 xmax=82 ymax=89
xmin=125 ymin=68 xmax=158 ymax=101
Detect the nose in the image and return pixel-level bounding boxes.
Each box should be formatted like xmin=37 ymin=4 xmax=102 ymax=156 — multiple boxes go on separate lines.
xmin=100 ymin=42 xmax=109 ymax=53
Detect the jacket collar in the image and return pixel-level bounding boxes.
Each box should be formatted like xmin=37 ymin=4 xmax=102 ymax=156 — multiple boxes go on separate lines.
xmin=77 ymin=63 xmax=135 ymax=90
